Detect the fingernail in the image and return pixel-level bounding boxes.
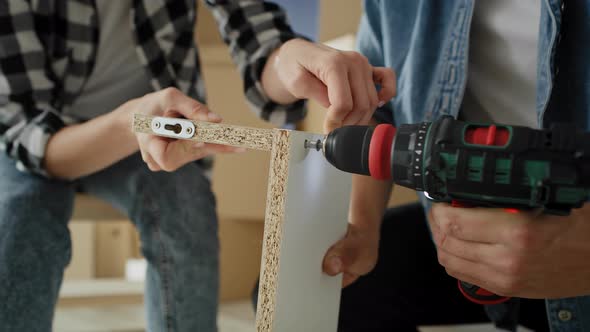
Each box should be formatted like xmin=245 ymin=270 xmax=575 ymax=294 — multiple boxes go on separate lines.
xmin=330 ymin=257 xmax=342 ymax=273
xmin=377 ymin=100 xmax=385 ymax=108
xmin=207 ymin=113 xmax=222 ymax=121
xmin=193 ymin=142 xmax=205 ymax=148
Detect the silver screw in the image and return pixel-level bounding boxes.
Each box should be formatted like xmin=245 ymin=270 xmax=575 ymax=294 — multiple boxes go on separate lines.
xmin=153 ymin=121 xmax=161 ymax=129
xmin=186 ymin=127 xmax=193 ymax=135
xmin=304 ymin=139 xmax=322 ymax=151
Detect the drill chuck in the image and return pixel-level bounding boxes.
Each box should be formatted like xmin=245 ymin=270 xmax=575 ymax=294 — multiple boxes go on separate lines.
xmin=318 ymin=121 xmax=431 ymax=188
xmin=322 ymin=126 xmax=374 ymax=177
xmin=321 ymin=124 xmax=396 ymax=180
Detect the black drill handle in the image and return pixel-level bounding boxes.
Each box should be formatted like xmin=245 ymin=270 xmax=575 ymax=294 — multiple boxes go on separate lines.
xmin=458 ymin=280 xmax=510 ymax=305
xmin=451 ymin=200 xmax=511 ymax=305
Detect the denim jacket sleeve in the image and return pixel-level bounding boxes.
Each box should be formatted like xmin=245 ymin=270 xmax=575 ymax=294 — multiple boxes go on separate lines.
xmin=357 ymin=0 xmax=395 ymax=125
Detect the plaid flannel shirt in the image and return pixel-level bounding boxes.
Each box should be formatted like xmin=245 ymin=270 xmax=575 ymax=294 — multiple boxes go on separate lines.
xmin=0 ymin=0 xmax=306 ymax=176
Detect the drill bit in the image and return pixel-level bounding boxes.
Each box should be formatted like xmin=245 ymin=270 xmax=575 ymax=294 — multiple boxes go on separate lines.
xmin=304 ymin=139 xmax=323 ymax=151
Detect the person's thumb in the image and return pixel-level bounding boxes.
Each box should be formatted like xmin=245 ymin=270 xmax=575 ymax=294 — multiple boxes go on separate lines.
xmin=323 ymin=242 xmax=345 ymax=276
xmin=373 ymin=67 xmax=396 ymax=104
xmin=323 ymin=242 xmax=364 ymax=287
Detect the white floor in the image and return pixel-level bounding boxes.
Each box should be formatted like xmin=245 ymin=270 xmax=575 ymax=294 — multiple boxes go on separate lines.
xmin=55 ymin=301 xmax=532 ymax=332
xmin=54 ymin=301 xmax=255 ymax=332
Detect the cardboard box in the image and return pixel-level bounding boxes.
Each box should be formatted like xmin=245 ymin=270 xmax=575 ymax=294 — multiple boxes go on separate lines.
xmin=317 ymin=0 xmax=363 ymax=42
xmin=72 ymin=194 xmax=127 ymax=220
xmin=95 ymin=221 xmax=135 ymax=278
xmin=195 ymin=3 xmax=224 ymax=46
xmin=64 ymin=220 xmax=96 ymax=280
xmin=218 ymin=218 xmax=264 ymax=301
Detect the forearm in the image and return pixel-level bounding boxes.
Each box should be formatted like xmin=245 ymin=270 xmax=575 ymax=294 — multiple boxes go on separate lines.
xmin=44 ymin=101 xmax=138 ymax=180
xmin=349 ymin=174 xmax=393 ymax=231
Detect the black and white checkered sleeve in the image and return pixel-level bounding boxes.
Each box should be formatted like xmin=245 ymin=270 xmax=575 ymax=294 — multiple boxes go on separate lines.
xmin=0 ymin=1 xmax=66 ymax=176
xmin=204 ymin=0 xmax=307 ymax=126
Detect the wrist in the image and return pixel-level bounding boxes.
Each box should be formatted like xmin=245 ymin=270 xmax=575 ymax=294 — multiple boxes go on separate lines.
xmin=261 ymin=40 xmax=301 ymax=105
xmin=349 ymin=210 xmax=383 ymax=234
xmin=114 ymin=99 xmax=140 ymax=150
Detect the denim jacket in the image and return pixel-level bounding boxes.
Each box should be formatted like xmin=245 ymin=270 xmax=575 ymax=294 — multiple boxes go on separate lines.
xmin=358 ymin=1 xmax=590 ymax=331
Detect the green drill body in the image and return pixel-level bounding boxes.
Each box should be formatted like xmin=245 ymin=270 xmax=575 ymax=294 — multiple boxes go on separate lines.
xmin=320 ymin=116 xmax=590 ymax=215
xmin=391 ymin=116 xmax=590 ymax=215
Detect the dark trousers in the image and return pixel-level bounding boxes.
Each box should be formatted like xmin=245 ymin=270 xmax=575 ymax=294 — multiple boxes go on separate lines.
xmin=253 ymin=203 xmax=549 ymax=331
xmin=337 ymin=203 xmax=549 ymax=332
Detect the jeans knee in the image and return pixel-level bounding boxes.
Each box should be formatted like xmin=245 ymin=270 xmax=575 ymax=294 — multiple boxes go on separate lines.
xmin=0 ymin=164 xmax=75 ymax=267
xmin=132 ymin=163 xmax=219 ymax=259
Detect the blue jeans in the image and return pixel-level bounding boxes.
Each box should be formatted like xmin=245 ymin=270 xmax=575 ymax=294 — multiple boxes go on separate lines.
xmin=0 ymin=153 xmax=219 ymax=332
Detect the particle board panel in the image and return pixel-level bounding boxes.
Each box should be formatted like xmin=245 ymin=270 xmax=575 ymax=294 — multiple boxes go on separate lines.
xmin=133 ymin=113 xmax=273 ymax=151
xmin=133 ymin=115 xmax=352 ymax=332
xmin=256 ymin=130 xmax=350 ymax=332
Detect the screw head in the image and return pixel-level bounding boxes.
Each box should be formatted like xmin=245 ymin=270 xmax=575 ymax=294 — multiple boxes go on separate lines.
xmin=153 ymin=121 xmax=161 ymax=129
xmin=186 ymin=127 xmax=193 ymax=135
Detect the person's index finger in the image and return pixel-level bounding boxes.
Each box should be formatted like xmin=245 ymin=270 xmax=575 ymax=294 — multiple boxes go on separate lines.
xmin=160 ymin=88 xmax=212 ymax=121
xmin=207 ymin=112 xmax=222 ymax=123
xmin=373 ymin=67 xmax=396 ymax=103
xmin=432 ymin=204 xmax=527 ymax=244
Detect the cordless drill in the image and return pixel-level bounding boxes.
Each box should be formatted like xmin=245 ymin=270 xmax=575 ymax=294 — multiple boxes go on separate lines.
xmin=305 ymin=115 xmax=590 ymax=304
